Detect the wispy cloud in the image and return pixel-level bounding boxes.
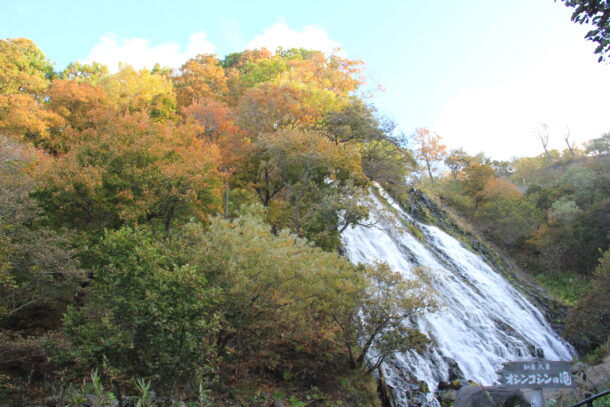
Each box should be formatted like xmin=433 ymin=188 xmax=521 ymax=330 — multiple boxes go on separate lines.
xmin=246 ymin=19 xmax=344 ymax=55
xmin=83 ymin=32 xmax=216 ymax=72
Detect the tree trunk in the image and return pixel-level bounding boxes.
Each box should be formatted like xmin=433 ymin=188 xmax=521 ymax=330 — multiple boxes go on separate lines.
xmin=164 ymin=207 xmax=174 ymax=236
xmin=294 ymin=192 xmax=302 ymax=236
xmin=224 ymin=182 xmax=230 ymax=219
xmin=564 ymin=137 xmax=575 ymax=158
xmin=426 ymin=159 xmax=434 ymax=183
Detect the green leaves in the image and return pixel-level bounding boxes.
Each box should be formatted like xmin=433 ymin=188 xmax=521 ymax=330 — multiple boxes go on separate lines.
xmin=334 ymin=262 xmax=434 ymax=373
xmin=64 ymin=226 xmax=219 ymax=389
xmin=0 ymin=38 xmax=53 ymax=96
xmin=559 ymin=0 xmax=610 ymax=62
xmin=179 ymin=209 xmax=364 ymax=375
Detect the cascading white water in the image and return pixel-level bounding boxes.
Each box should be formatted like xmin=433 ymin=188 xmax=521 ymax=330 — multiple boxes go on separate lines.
xmin=341 ymin=188 xmax=573 ymax=404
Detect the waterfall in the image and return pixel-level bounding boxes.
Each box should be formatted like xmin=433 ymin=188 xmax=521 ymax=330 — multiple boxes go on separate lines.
xmin=341 ymin=187 xmax=573 ymax=404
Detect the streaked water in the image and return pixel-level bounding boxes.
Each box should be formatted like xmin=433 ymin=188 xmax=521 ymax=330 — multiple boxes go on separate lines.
xmin=341 ymin=188 xmax=573 ymax=405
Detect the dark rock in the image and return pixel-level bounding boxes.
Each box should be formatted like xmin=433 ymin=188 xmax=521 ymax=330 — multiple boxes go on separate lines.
xmin=455 ymin=385 xmax=530 ymax=407
xmin=446 ymin=357 xmax=465 ymax=381
xmin=405 ymin=380 xmax=431 ymax=407
xmin=438 ymin=381 xmax=451 ymax=390
xmin=271 ymin=400 xmax=290 ymax=407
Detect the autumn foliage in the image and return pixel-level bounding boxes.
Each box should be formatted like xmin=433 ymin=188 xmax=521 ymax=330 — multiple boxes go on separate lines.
xmin=0 ymin=38 xmax=432 ymax=403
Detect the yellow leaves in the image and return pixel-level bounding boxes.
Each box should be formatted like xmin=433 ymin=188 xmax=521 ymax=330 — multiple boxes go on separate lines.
xmin=174 ymin=54 xmax=228 ymax=107
xmin=0 ymin=93 xmax=64 ymax=144
xmin=34 ymin=111 xmax=223 ymax=232
xmin=236 ymin=83 xmax=336 ymax=136
xmin=280 ymin=52 xmax=364 ymax=99
xmin=481 ymin=178 xmax=521 ymax=201
xmin=100 ymin=65 xmax=176 ymax=119
xmin=0 ymin=38 xmax=52 ymax=96
xmin=45 ymin=79 xmax=111 ymax=139
xmin=459 ymin=162 xmax=496 ymax=195
xmin=414 ymin=127 xmax=447 ymax=161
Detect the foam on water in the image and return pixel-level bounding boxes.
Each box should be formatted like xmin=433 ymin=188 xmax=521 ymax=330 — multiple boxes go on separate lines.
xmin=341 ymin=188 xmax=573 ymax=405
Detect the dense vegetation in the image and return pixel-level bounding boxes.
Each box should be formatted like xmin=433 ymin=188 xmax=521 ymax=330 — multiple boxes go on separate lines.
xmin=415 ymin=128 xmax=609 ymax=358
xmin=1 ymin=33 xmax=607 ymax=406
xmin=0 ymin=38 xmax=428 ymax=405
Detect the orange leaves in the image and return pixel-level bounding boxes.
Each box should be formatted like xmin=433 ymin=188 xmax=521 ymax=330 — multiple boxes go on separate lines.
xmin=34 ymin=112 xmax=222 ymax=233
xmin=174 ymin=54 xmax=228 ymax=107
xmin=414 ymin=127 xmax=447 ymax=160
xmin=182 ymin=97 xmax=239 ymax=143
xmin=181 ymin=97 xmax=245 ymax=172
xmin=414 ymin=127 xmax=447 ymax=182
xmin=236 ymin=83 xmax=323 ymax=136
xmin=46 ymin=79 xmax=110 ymax=130
xmin=0 ymin=93 xmax=63 ymax=145
xmin=0 ymin=39 xmax=375 ymax=236
xmin=481 ymin=178 xmax=521 ymax=201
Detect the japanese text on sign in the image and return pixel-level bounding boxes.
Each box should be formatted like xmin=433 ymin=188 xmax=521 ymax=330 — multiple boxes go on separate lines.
xmin=497 ymin=360 xmax=575 ymax=389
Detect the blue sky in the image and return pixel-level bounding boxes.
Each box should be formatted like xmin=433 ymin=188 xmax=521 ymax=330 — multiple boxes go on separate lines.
xmin=3 ymin=0 xmax=609 ymax=159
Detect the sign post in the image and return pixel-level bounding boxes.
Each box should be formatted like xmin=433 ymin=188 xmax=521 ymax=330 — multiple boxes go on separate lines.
xmin=497 ymin=360 xmax=575 ymax=407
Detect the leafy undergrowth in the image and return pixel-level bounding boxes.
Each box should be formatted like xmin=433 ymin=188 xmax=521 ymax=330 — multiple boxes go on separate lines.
xmin=0 ymin=329 xmax=380 ymax=407
xmin=533 ymin=271 xmax=587 ymax=306
xmin=1 ymin=359 xmax=381 ymax=407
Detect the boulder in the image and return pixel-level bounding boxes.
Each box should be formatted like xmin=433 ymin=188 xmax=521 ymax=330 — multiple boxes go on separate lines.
xmin=446 ymin=357 xmax=465 ymax=381
xmin=455 ymin=385 xmax=530 ymax=407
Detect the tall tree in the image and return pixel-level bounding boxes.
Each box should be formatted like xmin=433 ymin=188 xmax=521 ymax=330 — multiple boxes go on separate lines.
xmin=585 ymin=132 xmax=610 ymax=156
xmin=0 ymin=38 xmax=61 ymax=146
xmin=257 ymin=129 xmax=367 ymax=246
xmin=445 ymin=148 xmax=471 ymax=180
xmin=33 ymin=112 xmax=222 ymax=235
xmin=174 ymin=54 xmax=228 ymax=107
xmin=0 ymin=38 xmax=53 ymax=96
xmin=460 ymin=162 xmax=496 ymax=212
xmin=0 ymin=136 xmax=82 ymax=328
xmin=535 ymin=124 xmax=554 ymax=163
xmin=413 ymin=127 xmax=447 ymax=182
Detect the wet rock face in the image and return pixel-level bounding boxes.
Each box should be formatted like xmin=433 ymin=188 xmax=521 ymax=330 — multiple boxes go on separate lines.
xmin=455 ymin=385 xmax=530 ymax=407
xmin=446 ymin=357 xmax=465 ymax=382
xmin=401 ymin=188 xmax=569 ymax=338
xmin=344 ymin=187 xmax=573 ymax=406
xmin=405 ymin=380 xmax=431 ymax=406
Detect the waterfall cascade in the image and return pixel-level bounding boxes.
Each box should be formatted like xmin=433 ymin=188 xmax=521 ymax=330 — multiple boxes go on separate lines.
xmin=341 ymin=187 xmax=574 ymax=404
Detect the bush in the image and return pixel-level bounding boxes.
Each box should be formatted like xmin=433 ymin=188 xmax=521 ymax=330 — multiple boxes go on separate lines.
xmin=63 ymin=227 xmax=219 ymax=390
xmin=178 ymin=208 xmax=364 ymax=377
xmin=565 ymin=249 xmax=610 ymax=355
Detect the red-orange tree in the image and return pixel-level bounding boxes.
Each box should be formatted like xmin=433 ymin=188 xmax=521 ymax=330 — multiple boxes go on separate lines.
xmin=34 ymin=112 xmax=222 ymax=235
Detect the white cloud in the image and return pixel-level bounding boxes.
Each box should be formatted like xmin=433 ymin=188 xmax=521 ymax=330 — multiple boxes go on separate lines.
xmin=432 ymin=37 xmax=610 ymax=160
xmin=83 ymin=32 xmax=216 ymax=72
xmin=246 ymin=19 xmax=344 ymax=55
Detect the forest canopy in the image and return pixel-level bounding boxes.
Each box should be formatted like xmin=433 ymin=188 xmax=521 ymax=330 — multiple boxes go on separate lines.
xmin=0 ymin=35 xmax=607 ymax=405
